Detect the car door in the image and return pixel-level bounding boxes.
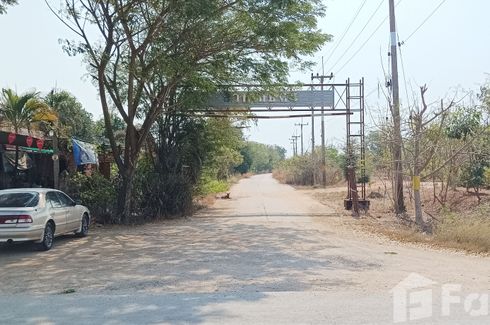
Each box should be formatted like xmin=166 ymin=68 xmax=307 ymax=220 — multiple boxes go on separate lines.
xmin=56 ymin=192 xmax=79 ymax=232
xmin=45 ymin=191 xmax=68 ymax=234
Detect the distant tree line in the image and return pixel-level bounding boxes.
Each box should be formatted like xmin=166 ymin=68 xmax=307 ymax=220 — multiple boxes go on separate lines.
xmin=236 ymin=142 xmax=286 ymax=174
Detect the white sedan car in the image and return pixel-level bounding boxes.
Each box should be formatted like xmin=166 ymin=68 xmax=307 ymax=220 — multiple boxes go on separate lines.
xmin=0 ymin=188 xmax=91 ymax=250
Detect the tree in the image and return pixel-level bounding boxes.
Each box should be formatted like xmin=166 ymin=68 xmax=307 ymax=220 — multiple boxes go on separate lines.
xmin=44 ymin=90 xmax=96 ymax=142
xmin=0 ymin=0 xmax=17 ymax=14
xmin=406 ymin=86 xmax=453 ymax=226
xmin=94 ymin=114 xmax=126 ymax=143
xmin=52 ymin=0 xmax=329 ymax=222
xmin=0 ymin=88 xmax=55 ymax=185
xmin=201 ymin=118 xmax=244 ymax=181
xmin=445 ymin=106 xmax=488 ymax=202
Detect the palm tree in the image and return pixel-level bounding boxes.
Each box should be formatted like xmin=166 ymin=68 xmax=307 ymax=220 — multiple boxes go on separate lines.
xmin=0 ymin=88 xmax=55 ymax=186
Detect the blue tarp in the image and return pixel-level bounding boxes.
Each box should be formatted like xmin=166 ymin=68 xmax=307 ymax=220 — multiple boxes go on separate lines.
xmin=72 ymin=138 xmax=98 ymax=166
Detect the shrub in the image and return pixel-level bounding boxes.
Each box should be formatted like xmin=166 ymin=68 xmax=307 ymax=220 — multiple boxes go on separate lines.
xmin=198 ymin=175 xmax=230 ymax=195
xmin=66 ymin=172 xmax=117 ymax=223
xmin=132 ymin=160 xmax=195 ymax=220
xmin=273 ymin=156 xmax=344 ymax=186
xmin=459 ymin=160 xmax=488 ymax=192
xmin=357 ymin=174 xmax=370 ymax=184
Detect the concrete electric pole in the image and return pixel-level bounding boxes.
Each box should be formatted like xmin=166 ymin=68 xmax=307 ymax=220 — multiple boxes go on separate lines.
xmin=292 ymin=135 xmax=300 ymax=156
xmin=294 ymin=119 xmax=308 ymax=156
xmin=311 ymin=65 xmax=333 ymax=187
xmin=290 ymin=136 xmax=299 ymax=157
xmin=388 ymin=0 xmax=406 ymax=213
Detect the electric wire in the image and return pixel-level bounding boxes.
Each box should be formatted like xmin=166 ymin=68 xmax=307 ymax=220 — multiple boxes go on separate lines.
xmin=365 ymin=86 xmax=379 ymax=99
xmin=334 ymin=0 xmax=403 ymax=77
xmin=323 ymin=0 xmax=368 ymax=68
xmin=401 ymin=0 xmax=447 ymax=44
xmin=398 ymin=33 xmax=411 ymax=108
xmin=327 ymin=0 xmax=385 ymax=74
xmin=335 ymin=14 xmax=388 ymax=76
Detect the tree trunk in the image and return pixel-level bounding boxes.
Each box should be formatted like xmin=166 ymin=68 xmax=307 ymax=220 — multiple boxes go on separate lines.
xmin=413 ymin=175 xmax=423 ymax=225
xmin=413 ymin=114 xmax=423 ymax=226
xmin=118 ymin=167 xmax=136 ymax=224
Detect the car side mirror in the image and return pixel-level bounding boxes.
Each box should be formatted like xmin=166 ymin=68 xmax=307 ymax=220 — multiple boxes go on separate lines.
xmin=74 ymin=199 xmax=81 ymax=206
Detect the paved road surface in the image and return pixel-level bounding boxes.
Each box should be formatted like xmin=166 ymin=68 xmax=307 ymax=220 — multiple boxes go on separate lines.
xmin=0 ymin=174 xmax=489 ymax=324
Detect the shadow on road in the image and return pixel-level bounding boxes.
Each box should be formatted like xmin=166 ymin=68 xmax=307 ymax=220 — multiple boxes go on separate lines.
xmin=0 ymin=216 xmax=380 ymax=323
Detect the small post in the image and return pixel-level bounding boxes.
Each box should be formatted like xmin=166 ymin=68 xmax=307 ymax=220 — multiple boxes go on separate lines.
xmin=50 ymin=130 xmax=59 ymax=189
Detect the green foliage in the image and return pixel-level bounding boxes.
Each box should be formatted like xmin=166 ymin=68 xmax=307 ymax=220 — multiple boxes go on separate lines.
xmin=199 ymin=118 xmax=244 ymax=181
xmin=132 ymin=115 xmax=247 ymax=213
xmin=0 ymin=88 xmax=51 ymax=132
xmin=357 ymin=174 xmax=370 ymax=184
xmin=94 ymin=114 xmax=126 ymax=144
xmin=133 ymin=160 xmax=195 ymax=218
xmin=44 ymin=90 xmax=95 ymax=142
xmin=67 ymin=172 xmax=117 ymax=224
xmin=445 ymin=107 xmax=482 ymax=140
xmin=197 ymin=176 xmax=230 ymax=196
xmin=132 ymin=115 xmax=206 ymax=218
xmin=235 ymin=141 xmax=286 ymax=174
xmin=58 ymin=0 xmax=330 ymax=221
xmin=339 ymin=142 xmax=369 ymax=183
xmin=0 ymin=0 xmax=17 ymax=14
xmin=459 ymin=159 xmax=489 ymax=191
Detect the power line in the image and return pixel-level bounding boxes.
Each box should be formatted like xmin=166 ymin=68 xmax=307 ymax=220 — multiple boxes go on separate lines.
xmin=334 ymin=0 xmax=403 ymax=76
xmin=365 ymin=86 xmax=379 ymax=99
xmin=397 ymin=34 xmax=411 ymax=108
xmin=335 ymin=14 xmax=388 ymax=76
xmin=327 ymin=0 xmax=385 ymax=73
xmin=401 ymin=0 xmax=447 ymax=44
xmin=323 ymin=0 xmax=367 ymax=67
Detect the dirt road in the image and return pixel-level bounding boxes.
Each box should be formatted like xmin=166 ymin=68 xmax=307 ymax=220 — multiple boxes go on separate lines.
xmin=0 ymin=174 xmax=489 ymax=324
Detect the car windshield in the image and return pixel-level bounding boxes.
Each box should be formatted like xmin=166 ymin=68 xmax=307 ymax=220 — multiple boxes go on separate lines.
xmin=0 ymin=192 xmax=39 ymax=208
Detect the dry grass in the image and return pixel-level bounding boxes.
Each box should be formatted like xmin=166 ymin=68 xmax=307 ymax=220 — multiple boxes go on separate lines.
xmin=297 ymin=180 xmax=490 ymax=254
xmin=434 ymin=204 xmax=490 ymax=253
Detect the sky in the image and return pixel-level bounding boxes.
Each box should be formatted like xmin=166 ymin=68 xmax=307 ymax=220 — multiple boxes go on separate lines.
xmin=1 ymin=1 xmax=489 ymax=156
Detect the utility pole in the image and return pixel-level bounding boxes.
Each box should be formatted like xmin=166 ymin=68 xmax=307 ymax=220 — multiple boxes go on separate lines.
xmin=290 ymin=136 xmax=299 ymax=157
xmin=292 ymin=135 xmax=300 ymax=156
xmin=388 ymin=0 xmax=405 ymax=213
xmin=311 ymin=63 xmax=333 ymax=187
xmin=310 ymin=73 xmax=316 ymax=185
xmin=289 ymin=138 xmax=295 ymax=156
xmin=294 ymin=118 xmax=308 ymax=155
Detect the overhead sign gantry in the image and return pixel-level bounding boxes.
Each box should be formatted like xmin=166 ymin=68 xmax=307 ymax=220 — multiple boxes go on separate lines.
xmin=188 ymin=79 xmax=369 ymax=212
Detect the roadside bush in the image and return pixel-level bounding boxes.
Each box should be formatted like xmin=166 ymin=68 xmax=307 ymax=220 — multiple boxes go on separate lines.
xmin=197 ymin=174 xmax=230 ymax=195
xmin=273 ymin=149 xmax=344 ymax=186
xmin=273 ymin=155 xmax=315 ymax=185
xmin=459 ymin=160 xmax=488 ymax=192
xmin=133 ymin=166 xmax=194 ymax=220
xmin=357 ymin=174 xmax=370 ymax=184
xmin=67 ymin=172 xmax=117 ymax=223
